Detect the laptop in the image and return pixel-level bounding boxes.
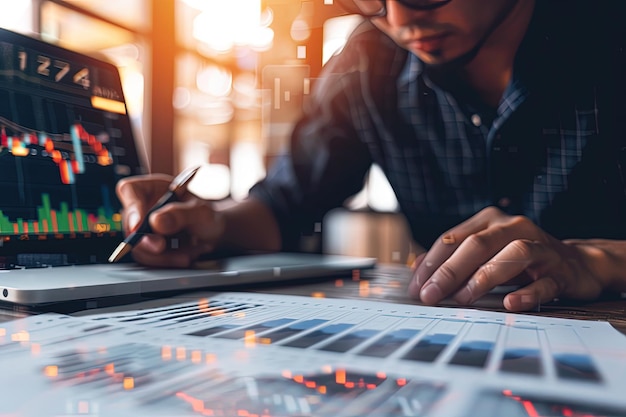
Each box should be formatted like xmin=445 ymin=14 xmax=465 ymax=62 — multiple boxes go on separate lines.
xmin=0 ymin=27 xmax=375 ymax=306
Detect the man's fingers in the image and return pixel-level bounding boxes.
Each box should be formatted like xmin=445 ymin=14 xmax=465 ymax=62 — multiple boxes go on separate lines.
xmin=117 ymin=175 xmax=173 ymax=234
xmin=413 ymin=207 xmax=514 ymax=291
xmin=503 ymin=277 xmax=562 ymax=311
xmin=116 ymin=174 xmax=172 ymax=205
xmin=418 ymin=220 xmax=539 ymax=305
xmin=149 ymin=198 xmax=223 ymax=243
xmin=451 ymin=239 xmax=540 ymax=305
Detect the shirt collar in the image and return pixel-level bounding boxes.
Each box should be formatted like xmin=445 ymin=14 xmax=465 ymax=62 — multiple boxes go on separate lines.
xmin=398 ymin=53 xmax=423 ymax=88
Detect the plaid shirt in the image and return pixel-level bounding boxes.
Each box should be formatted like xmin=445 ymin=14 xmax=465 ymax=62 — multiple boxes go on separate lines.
xmin=250 ymin=1 xmax=626 ymax=249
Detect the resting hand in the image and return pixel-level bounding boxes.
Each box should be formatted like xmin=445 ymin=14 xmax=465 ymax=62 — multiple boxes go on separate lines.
xmin=116 ymin=174 xmax=224 ymax=267
xmin=407 ymin=206 xmax=612 ymax=311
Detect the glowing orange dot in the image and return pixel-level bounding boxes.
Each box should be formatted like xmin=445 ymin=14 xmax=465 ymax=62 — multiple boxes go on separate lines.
xmin=244 ymin=330 xmax=256 ymax=347
xmin=334 ymin=279 xmax=344 ymax=287
xmin=335 ymin=369 xmax=346 ymax=384
xmin=359 ymin=280 xmax=370 ymax=297
xmin=44 ymin=365 xmax=58 ymax=377
xmin=161 ymin=345 xmax=172 ymax=361
xmin=123 ymin=377 xmax=135 ymax=390
xmin=396 ymin=378 xmax=407 ymax=386
xmin=11 ymin=330 xmax=29 ymax=342
xmin=105 ymin=363 xmax=115 ymax=375
xmin=293 ymin=375 xmax=304 ymax=383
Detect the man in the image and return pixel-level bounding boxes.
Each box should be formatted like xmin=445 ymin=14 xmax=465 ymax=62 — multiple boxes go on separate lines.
xmin=117 ymin=0 xmax=626 ymax=311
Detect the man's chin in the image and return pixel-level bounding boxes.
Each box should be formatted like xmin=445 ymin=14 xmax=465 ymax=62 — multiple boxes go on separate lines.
xmin=416 ymin=47 xmax=481 ymax=73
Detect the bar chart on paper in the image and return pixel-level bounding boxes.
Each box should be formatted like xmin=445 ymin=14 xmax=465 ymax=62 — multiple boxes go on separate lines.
xmin=1 ymin=292 xmax=625 ymax=417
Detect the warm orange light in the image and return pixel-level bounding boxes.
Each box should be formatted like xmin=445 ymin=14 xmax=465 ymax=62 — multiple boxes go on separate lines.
xmin=190 ymin=0 xmax=273 ymax=52
xmin=293 ymin=375 xmax=304 ymax=383
xmin=11 ymin=330 xmax=29 ymax=342
xmin=334 ymin=279 xmax=344 ymax=287
xmin=205 ymin=353 xmax=217 ymax=363
xmin=191 ymin=350 xmax=202 ymax=363
xmin=0 ymin=328 xmax=5 ymax=337
xmin=244 ymin=330 xmax=256 ymax=347
xmin=105 ymin=363 xmax=115 ymax=375
xmin=91 ymin=96 xmax=126 ymax=114
xmin=123 ymin=377 xmax=135 ymax=390
xmin=97 ymin=154 xmax=113 ymax=166
xmin=44 ymin=365 xmax=58 ymax=377
xmin=318 ymin=386 xmax=327 ymax=394
xmin=359 ymin=280 xmax=370 ymax=297
xmin=376 ymin=372 xmax=386 ymax=379
xmin=233 ymin=312 xmax=246 ymax=318
xmin=396 ymin=378 xmax=407 ymax=386
xmin=198 ymin=298 xmax=210 ymax=313
xmin=176 ymin=346 xmax=187 ymax=361
xmin=281 ymin=370 xmax=292 ymax=378
xmin=11 ymin=144 xmax=29 ymax=157
xmin=311 ymin=292 xmax=325 ymax=298
xmin=161 ymin=345 xmax=173 ymax=361
xmin=335 ymin=369 xmax=346 ymax=384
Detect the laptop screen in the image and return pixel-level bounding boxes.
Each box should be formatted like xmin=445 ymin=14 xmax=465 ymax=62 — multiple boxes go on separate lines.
xmin=0 ymin=28 xmax=144 ymax=267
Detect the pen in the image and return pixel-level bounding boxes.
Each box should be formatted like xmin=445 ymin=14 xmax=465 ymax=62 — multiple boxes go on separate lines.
xmin=108 ymin=166 xmax=201 ymax=263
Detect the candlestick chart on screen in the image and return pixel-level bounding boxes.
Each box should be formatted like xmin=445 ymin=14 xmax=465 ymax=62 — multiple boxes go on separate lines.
xmin=0 ymin=92 xmax=125 ymax=242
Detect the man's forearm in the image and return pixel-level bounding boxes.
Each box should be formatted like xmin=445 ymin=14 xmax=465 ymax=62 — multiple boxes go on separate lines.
xmin=216 ymin=198 xmax=282 ymax=252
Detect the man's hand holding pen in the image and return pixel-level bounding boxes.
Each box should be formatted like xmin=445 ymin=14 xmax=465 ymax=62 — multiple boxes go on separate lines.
xmin=112 ymin=169 xmax=225 ymax=267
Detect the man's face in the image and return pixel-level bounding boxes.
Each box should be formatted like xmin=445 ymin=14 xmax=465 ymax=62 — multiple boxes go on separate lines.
xmin=372 ymin=0 xmax=520 ymax=66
